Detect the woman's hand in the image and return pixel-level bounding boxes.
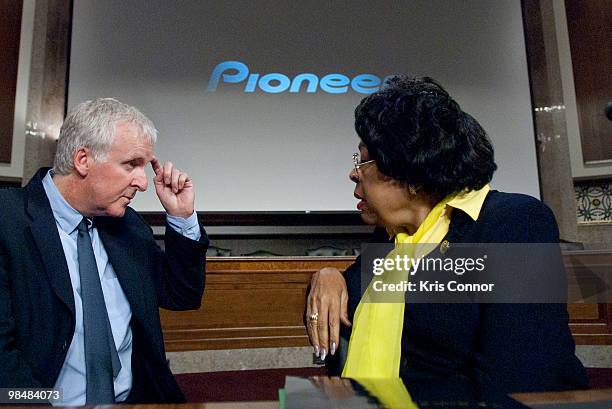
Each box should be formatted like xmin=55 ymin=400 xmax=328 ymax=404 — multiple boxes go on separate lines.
xmin=306 ymin=267 xmax=351 ymax=360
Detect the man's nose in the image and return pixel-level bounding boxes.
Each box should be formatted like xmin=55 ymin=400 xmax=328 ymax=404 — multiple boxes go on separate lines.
xmin=133 ymin=168 xmax=148 ymax=191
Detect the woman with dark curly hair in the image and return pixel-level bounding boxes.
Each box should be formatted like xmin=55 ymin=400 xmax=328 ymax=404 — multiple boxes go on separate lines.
xmin=305 ymin=76 xmax=588 ymax=398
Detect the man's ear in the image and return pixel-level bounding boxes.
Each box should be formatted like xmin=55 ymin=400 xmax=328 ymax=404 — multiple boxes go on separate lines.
xmin=73 ymin=147 xmax=91 ymax=177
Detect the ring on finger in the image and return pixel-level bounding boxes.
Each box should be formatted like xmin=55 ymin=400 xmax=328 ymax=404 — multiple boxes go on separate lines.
xmin=309 ymin=312 xmax=319 ymax=321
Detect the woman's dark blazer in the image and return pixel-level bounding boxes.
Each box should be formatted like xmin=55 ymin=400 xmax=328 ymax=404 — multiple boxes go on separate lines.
xmin=337 ymin=190 xmax=589 ymax=393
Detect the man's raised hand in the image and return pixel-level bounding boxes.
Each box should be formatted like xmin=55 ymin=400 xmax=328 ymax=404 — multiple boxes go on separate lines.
xmin=151 ymin=157 xmax=195 ymax=217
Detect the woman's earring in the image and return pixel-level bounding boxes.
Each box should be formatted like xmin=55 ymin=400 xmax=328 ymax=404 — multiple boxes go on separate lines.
xmin=408 ymin=185 xmax=417 ymax=195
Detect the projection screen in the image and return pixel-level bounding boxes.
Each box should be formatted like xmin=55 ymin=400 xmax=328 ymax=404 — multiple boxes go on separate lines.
xmin=68 ymin=0 xmax=539 ymax=212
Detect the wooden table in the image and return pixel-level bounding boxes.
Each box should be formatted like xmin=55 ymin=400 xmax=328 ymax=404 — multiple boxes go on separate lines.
xmin=511 ymin=387 xmax=612 ymax=406
xmin=15 ymin=387 xmax=610 ymax=408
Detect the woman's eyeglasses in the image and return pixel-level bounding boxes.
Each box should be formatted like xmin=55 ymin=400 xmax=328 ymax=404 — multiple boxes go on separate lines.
xmin=353 ymin=153 xmax=376 ymax=173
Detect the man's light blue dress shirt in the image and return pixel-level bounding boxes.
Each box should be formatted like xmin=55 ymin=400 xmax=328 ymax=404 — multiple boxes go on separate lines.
xmin=42 ymin=170 xmax=200 ymax=405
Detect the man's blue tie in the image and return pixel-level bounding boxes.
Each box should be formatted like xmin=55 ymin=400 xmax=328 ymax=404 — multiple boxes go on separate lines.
xmin=77 ymin=218 xmax=121 ymax=404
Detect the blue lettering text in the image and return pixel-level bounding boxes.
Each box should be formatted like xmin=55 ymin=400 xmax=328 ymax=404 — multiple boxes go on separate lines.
xmin=208 ymin=61 xmax=387 ymax=95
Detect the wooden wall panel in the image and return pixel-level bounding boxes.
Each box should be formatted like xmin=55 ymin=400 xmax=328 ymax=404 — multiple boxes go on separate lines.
xmin=160 ymin=258 xmax=354 ymax=351
xmin=0 ymin=0 xmax=23 ymax=164
xmin=161 ymin=252 xmax=612 ymax=351
xmin=21 ymin=0 xmax=72 ymax=182
xmin=565 ymin=251 xmax=612 ymax=344
xmin=564 ymin=0 xmax=612 ymax=163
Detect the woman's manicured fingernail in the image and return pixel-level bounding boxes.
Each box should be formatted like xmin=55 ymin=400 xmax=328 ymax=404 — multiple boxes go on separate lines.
xmin=314 ymin=345 xmax=319 ymax=356
xmin=321 ymin=349 xmax=327 ymax=360
xmin=331 ymin=342 xmax=336 ymax=355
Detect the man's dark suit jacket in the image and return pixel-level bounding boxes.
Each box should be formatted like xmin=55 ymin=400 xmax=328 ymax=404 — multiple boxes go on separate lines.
xmin=336 ymin=190 xmax=589 ymax=393
xmin=0 ymin=168 xmax=209 ymax=403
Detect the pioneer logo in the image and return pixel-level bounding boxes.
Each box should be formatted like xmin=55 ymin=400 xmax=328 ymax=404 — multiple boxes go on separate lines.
xmin=208 ymin=61 xmax=389 ymax=94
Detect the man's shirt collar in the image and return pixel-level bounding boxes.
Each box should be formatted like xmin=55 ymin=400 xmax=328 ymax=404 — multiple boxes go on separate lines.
xmin=41 ymin=169 xmax=84 ymax=234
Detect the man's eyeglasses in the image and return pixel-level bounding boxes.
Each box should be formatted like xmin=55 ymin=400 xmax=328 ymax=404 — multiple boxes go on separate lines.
xmin=353 ymin=153 xmax=376 ymax=173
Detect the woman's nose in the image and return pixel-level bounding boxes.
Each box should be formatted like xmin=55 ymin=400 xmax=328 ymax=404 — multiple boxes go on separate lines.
xmin=349 ymin=168 xmax=359 ymax=183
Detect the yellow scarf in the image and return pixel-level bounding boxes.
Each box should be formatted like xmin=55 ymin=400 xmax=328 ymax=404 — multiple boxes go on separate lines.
xmin=341 ymin=196 xmax=455 ymax=408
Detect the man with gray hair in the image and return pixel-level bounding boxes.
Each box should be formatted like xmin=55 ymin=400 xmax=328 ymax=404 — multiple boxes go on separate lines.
xmin=0 ymin=98 xmax=208 ymax=404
